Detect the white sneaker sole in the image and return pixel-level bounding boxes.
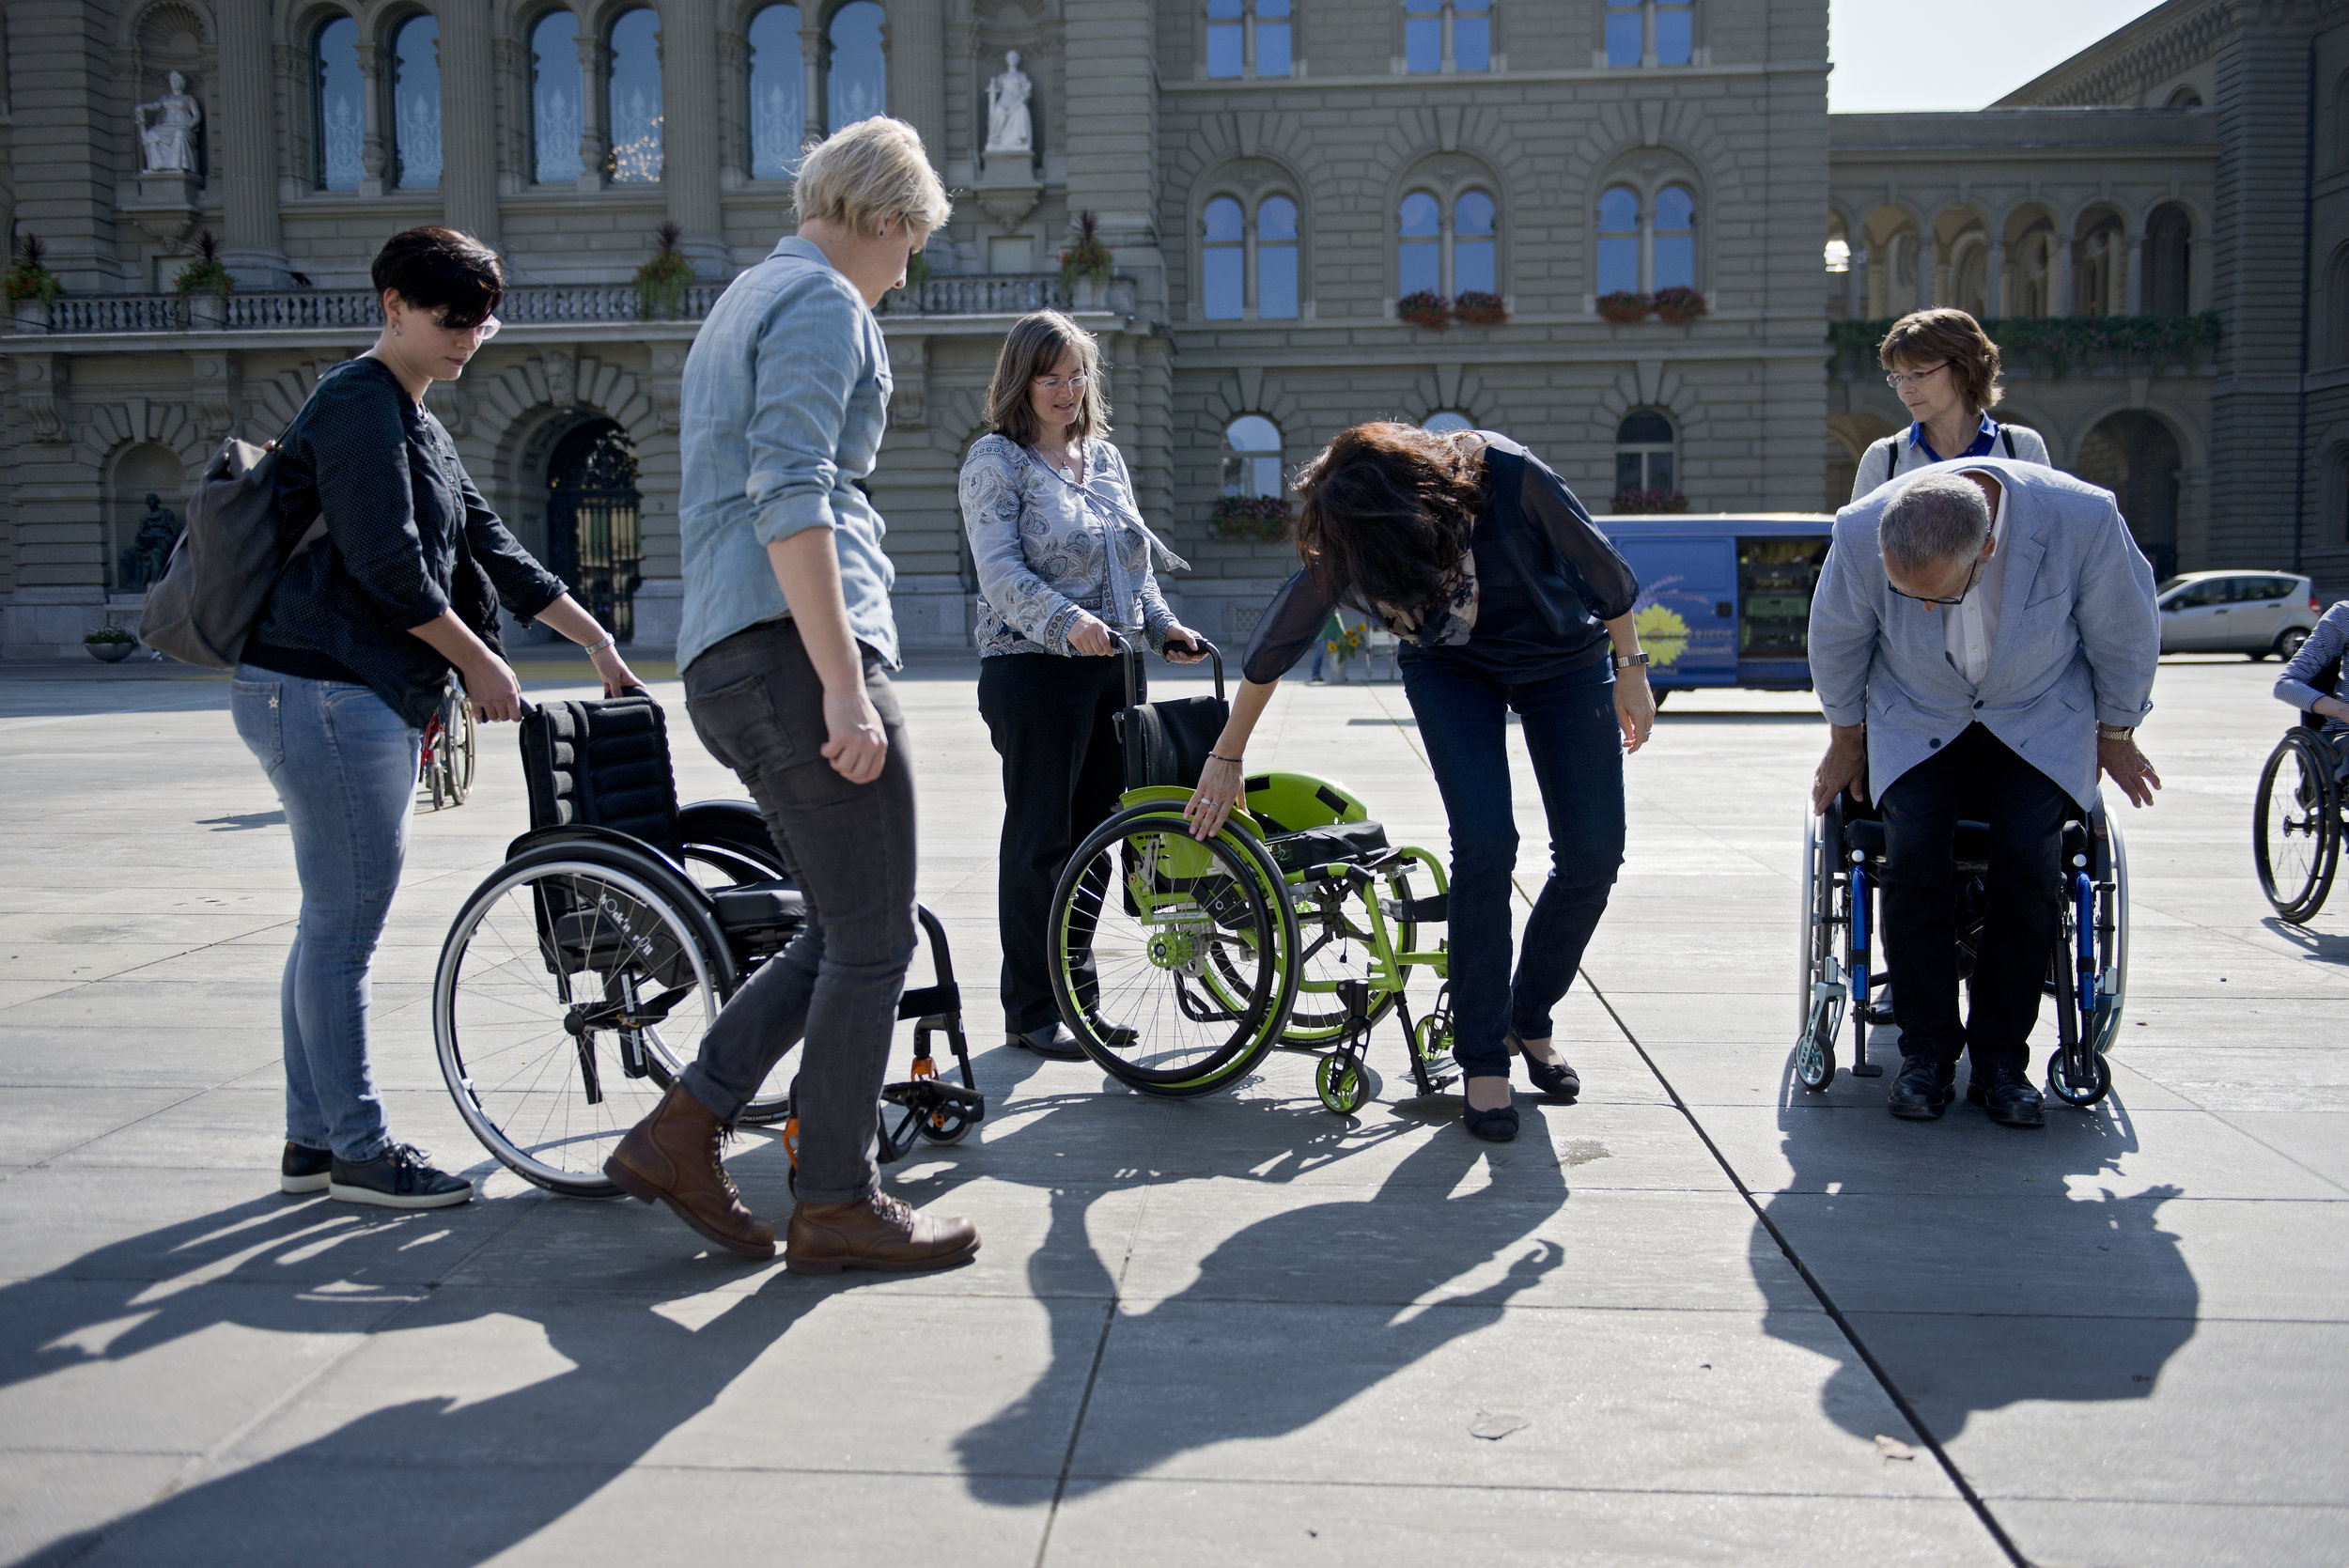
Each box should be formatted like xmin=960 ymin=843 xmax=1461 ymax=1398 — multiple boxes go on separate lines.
xmin=326 ymin=1179 xmax=475 ymax=1209
xmin=280 ymin=1172 xmax=330 ymax=1195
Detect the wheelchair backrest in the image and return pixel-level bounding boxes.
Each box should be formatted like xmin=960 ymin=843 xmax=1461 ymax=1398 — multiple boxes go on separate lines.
xmin=519 ymin=693 xmax=684 ymax=860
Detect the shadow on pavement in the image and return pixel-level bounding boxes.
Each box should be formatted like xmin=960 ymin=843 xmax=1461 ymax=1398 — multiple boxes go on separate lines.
xmin=1752 ymin=1047 xmax=2196 ymax=1447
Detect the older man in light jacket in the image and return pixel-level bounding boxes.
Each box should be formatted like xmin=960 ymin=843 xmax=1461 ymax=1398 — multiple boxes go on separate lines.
xmin=1809 ymin=458 xmax=2161 ymax=1128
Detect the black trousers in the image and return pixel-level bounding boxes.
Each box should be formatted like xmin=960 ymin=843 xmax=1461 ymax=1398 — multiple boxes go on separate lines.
xmin=977 ymin=652 xmax=1136 ymax=1035
xmin=1877 ymin=722 xmax=2072 ymax=1077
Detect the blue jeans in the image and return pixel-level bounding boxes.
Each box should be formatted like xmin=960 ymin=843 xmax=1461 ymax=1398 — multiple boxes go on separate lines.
xmin=1403 ymin=656 xmax=1626 ymax=1080
xmin=231 ymin=667 xmax=420 ymax=1162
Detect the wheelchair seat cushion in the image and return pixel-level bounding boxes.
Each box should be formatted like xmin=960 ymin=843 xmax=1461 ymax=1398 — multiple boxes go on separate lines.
xmin=521 ymin=694 xmax=683 ymax=859
xmin=1264 ymin=820 xmax=1391 ymax=874
xmin=711 ymin=879 xmax=807 ymax=939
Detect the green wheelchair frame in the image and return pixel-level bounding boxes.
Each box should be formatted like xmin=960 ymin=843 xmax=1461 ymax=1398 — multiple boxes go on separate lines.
xmin=1046 ymin=769 xmax=1457 ymax=1115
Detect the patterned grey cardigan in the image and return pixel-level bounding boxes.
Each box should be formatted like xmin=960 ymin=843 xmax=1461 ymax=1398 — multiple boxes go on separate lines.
xmin=958 ymin=432 xmax=1187 ymax=657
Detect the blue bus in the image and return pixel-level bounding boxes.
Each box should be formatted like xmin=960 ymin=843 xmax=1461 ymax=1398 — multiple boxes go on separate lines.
xmin=1596 ymin=514 xmax=1838 ymax=698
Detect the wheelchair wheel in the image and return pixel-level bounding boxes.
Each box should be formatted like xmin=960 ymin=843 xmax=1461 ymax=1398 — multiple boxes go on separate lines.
xmin=1795 ymin=807 xmax=1843 ymax=1093
xmin=2255 ymin=731 xmax=2341 ymax=924
xmin=2091 ymin=808 xmax=2130 ymax=1057
xmin=1050 ymin=802 xmax=1299 ymax=1097
xmin=435 ymin=845 xmax=730 ymax=1197
xmin=2044 ymin=936 xmax=2110 ymax=1110
xmin=1278 ymin=871 xmax=1413 ymax=1046
xmin=1315 ymin=1051 xmax=1370 ymax=1115
xmin=447 ymin=692 xmax=477 ymax=803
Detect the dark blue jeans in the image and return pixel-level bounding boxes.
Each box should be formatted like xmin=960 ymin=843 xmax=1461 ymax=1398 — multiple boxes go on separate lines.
xmin=1403 ymin=655 xmax=1626 ymax=1080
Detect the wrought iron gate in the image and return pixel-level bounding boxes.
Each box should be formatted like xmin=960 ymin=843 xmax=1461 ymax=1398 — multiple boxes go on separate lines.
xmin=544 ymin=420 xmax=644 ymax=641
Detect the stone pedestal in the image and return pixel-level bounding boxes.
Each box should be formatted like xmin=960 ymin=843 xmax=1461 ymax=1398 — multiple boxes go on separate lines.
xmin=890 ymin=576 xmax=976 ymax=652
xmin=629 ymin=578 xmax=684 ymax=648
xmin=122 ymin=173 xmax=201 ymax=249
xmin=973 ymin=175 xmax=1041 ymax=233
xmin=2 ymin=587 xmax=111 ymax=660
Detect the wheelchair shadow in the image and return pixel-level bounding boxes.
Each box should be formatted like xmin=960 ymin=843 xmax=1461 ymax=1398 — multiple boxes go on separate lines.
xmin=2263 ymin=916 xmax=2349 ymax=965
xmin=1752 ymin=1048 xmax=2197 ymax=1447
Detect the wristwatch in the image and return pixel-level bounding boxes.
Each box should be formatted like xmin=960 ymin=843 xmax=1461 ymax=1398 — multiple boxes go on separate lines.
xmin=2096 ymin=723 xmax=2136 ymax=740
xmin=1611 ymin=651 xmax=1651 ymax=672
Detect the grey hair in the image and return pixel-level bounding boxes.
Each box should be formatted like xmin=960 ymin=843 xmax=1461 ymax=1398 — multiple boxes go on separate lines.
xmin=1879 ymin=473 xmax=1990 ymax=574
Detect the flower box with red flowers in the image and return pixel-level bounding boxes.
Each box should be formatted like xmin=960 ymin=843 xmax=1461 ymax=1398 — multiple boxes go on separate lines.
xmin=1610 ymin=489 xmax=1688 ymax=515
xmin=1210 ymin=494 xmax=1293 ymax=542
xmin=1451 ymin=290 xmax=1507 ymax=327
xmin=1650 ymin=287 xmax=1708 ymax=326
xmin=1397 ymin=290 xmax=1452 ymax=332
xmin=1596 ymin=291 xmax=1651 ymax=324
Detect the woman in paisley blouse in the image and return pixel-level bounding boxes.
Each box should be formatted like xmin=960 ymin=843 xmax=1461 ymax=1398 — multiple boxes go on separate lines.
xmin=1182 ymin=423 xmax=1655 ymax=1143
xmin=959 ymin=311 xmax=1206 ymax=1059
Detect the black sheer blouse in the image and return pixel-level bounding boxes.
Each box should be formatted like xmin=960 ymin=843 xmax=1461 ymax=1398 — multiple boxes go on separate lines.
xmin=1240 ymin=432 xmax=1638 ymax=685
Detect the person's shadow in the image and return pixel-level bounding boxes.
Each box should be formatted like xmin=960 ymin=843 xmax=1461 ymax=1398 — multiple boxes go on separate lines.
xmin=1751 ymin=1043 xmax=2196 ymax=1445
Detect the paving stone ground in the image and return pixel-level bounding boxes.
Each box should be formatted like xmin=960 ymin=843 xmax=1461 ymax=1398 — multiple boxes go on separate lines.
xmin=0 ymin=649 xmax=2341 ymax=1567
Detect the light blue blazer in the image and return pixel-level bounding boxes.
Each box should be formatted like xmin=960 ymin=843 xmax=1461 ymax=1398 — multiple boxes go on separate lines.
xmin=1808 ymin=457 xmax=2159 ymax=811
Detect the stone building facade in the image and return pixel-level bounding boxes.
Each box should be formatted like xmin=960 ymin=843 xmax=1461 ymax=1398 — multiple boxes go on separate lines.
xmin=0 ymin=0 xmax=2340 ymax=659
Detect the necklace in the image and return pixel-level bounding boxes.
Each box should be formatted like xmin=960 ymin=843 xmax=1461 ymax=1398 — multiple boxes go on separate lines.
xmin=1038 ymin=438 xmax=1080 ymax=483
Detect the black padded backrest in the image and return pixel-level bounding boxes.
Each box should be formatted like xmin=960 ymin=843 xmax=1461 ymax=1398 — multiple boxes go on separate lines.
xmin=520 ymin=693 xmax=682 ymax=859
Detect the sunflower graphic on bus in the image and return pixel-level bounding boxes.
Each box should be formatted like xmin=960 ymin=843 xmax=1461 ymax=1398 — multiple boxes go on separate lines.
xmin=1634 ymin=602 xmax=1690 ymax=668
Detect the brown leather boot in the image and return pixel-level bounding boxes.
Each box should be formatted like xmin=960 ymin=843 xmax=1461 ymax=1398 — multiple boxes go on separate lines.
xmin=604 ymin=1082 xmax=776 ymax=1260
xmin=786 ymin=1190 xmax=979 ymax=1276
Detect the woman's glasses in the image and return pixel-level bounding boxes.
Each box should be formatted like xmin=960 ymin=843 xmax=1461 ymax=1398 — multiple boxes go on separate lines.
xmin=1033 ymin=371 xmax=1091 ymax=393
xmin=431 ymin=311 xmax=502 ymax=341
xmin=1883 ymin=362 xmax=1947 ymax=391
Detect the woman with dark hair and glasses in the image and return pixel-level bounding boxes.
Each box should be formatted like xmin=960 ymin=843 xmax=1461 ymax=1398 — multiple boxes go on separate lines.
xmin=1851 ymin=308 xmax=2050 ymax=502
xmin=232 ymin=225 xmax=639 ymax=1209
xmin=959 ymin=310 xmax=1206 ymax=1059
xmin=1182 ymin=423 xmax=1653 ymax=1143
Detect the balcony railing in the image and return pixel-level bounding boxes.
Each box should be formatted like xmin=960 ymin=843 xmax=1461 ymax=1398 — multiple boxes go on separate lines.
xmin=17 ymin=274 xmax=1112 ymax=337
xmin=1828 ymin=313 xmax=2221 ymax=378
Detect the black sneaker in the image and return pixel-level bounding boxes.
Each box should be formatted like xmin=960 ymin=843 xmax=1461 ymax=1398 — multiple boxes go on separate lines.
xmin=280 ymin=1142 xmax=333 ymax=1196
xmin=328 ymin=1143 xmax=475 ymax=1209
xmin=1887 ymin=1055 xmax=1956 ymax=1120
xmin=1008 ymin=1023 xmax=1089 ymax=1061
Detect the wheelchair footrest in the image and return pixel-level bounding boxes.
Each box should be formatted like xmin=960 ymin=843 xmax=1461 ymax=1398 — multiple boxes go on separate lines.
xmin=1394 ymin=893 xmax=1449 ymax=924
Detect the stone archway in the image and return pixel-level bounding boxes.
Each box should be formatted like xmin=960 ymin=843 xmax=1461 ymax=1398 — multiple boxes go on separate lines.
xmin=2075 ymin=411 xmax=2182 ymax=579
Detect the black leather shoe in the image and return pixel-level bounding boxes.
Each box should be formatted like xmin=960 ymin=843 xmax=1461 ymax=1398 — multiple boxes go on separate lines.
xmin=1085 ymin=1013 xmax=1139 ymax=1048
xmin=1009 ymin=1023 xmax=1088 ymax=1061
xmin=280 ymin=1141 xmax=332 ymax=1195
xmin=1887 ymin=1055 xmax=1956 ymax=1120
xmin=1507 ymin=1031 xmax=1579 ymax=1102
xmin=1462 ymin=1098 xmax=1519 ymax=1142
xmin=1981 ymin=1065 xmax=2046 ymax=1127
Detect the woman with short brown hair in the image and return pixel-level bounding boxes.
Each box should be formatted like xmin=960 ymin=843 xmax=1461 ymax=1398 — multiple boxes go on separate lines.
xmin=1183 ymin=422 xmax=1653 ymax=1143
xmin=960 ymin=310 xmax=1205 ymax=1059
xmin=1851 ymin=307 xmax=2050 ymax=501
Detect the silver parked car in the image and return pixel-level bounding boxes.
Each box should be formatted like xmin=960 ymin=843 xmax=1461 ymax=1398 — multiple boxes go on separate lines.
xmin=2155 ymin=570 xmax=2321 ymax=660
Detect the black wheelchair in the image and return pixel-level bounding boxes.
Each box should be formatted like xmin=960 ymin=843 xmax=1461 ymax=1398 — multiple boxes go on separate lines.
xmin=431 ymin=691 xmax=981 ymax=1197
xmin=1797 ymin=790 xmax=2129 ymax=1109
xmin=2256 ymin=650 xmax=2346 ymax=924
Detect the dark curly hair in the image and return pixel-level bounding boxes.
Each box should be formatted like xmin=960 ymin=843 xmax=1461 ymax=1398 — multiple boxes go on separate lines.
xmin=1290 ymin=422 xmax=1489 ymax=627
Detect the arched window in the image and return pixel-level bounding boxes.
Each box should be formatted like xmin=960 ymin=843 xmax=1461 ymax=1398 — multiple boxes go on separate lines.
xmin=1596 ymin=185 xmax=1640 ymax=296
xmin=607 ymin=8 xmax=661 ymax=183
xmin=827 ymin=1 xmax=886 ymax=132
xmin=1398 ymin=192 xmax=1442 ymax=298
xmin=1203 ymin=197 xmax=1244 ymax=319
xmin=531 ymin=11 xmax=584 ymax=184
xmin=1222 ymin=415 xmax=1283 ymax=498
xmin=1608 ymin=0 xmax=1692 ymax=67
xmin=2144 ymin=204 xmax=2191 ymax=316
xmin=2166 ymin=85 xmax=2203 ymax=107
xmin=392 ymin=14 xmax=441 ymax=190
xmin=1404 ymin=0 xmax=1489 ymax=73
xmin=747 ymin=5 xmax=805 ymax=180
xmin=1258 ymin=196 xmax=1299 ymax=318
xmin=1207 ymin=0 xmax=1292 ymax=79
xmin=1652 ymin=184 xmax=1694 ymax=290
xmin=1454 ymin=192 xmax=1496 ymax=295
xmin=2076 ymin=213 xmax=2123 ymax=318
xmin=313 ymin=16 xmax=364 ymax=191
xmin=1423 ymin=411 xmax=1474 ymax=434
xmin=1614 ymin=410 xmax=1675 ymax=499
xmin=2329 ymin=248 xmax=2349 ymax=366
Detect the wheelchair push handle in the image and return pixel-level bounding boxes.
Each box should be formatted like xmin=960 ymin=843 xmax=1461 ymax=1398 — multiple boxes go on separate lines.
xmin=1108 ymin=628 xmax=1224 ymax=709
xmin=516 ymin=680 xmax=655 ymax=721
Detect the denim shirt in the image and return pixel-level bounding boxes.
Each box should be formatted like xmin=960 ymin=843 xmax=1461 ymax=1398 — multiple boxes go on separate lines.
xmin=959 ymin=432 xmax=1185 ymax=657
xmin=677 ymin=236 xmax=897 ymax=673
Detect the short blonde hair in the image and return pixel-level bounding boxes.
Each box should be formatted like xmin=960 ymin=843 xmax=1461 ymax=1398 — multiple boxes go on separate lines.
xmin=792 ymin=116 xmax=952 ymax=239
xmin=985 ymin=311 xmax=1111 ymax=447
xmin=1878 ymin=307 xmax=2005 ymax=413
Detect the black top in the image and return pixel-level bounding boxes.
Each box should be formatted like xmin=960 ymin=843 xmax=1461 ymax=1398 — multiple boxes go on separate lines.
xmin=1240 ymin=432 xmax=1639 ymax=686
xmin=243 ymin=357 xmax=569 ymax=728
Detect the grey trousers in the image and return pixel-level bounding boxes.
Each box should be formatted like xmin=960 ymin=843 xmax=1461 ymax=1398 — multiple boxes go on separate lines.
xmin=678 ymin=618 xmax=917 ymax=1205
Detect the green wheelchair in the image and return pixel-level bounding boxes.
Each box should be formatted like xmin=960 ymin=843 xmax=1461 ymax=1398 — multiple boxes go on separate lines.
xmin=1045 ymin=639 xmax=1457 ymax=1114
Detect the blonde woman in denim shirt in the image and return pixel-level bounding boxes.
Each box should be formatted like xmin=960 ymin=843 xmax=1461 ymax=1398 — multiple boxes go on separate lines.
xmin=960 ymin=312 xmax=1206 ymax=1059
xmin=604 ymin=119 xmax=977 ymax=1277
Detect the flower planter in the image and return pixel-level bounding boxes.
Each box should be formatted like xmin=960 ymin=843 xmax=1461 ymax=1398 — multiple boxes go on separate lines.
xmin=1651 ymin=287 xmax=1708 ymax=327
xmin=87 ymin=640 xmax=135 ymax=662
xmin=184 ymin=292 xmax=225 ymax=329
xmin=1452 ymin=291 xmax=1508 ymax=328
xmin=10 ymin=300 xmax=49 ymax=334
xmin=1596 ymin=291 xmax=1651 ymax=324
xmin=1397 ymin=290 xmax=1451 ymax=332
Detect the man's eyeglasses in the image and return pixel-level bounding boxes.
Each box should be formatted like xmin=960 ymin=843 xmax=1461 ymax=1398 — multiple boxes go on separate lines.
xmin=1883 ymin=362 xmax=1947 ymax=391
xmin=1886 ymin=551 xmax=1984 ymax=608
xmin=1033 ymin=372 xmax=1091 ymax=393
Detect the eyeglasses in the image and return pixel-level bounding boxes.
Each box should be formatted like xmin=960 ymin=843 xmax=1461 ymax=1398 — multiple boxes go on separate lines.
xmin=1886 ymin=551 xmax=1984 ymax=608
xmin=1033 ymin=372 xmax=1091 ymax=392
xmin=431 ymin=312 xmax=501 ymax=341
xmin=1883 ymin=362 xmax=1947 ymax=391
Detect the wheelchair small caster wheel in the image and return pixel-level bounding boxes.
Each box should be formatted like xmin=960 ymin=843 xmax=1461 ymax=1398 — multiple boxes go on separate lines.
xmin=1411 ymin=1014 xmax=1453 ymax=1070
xmin=920 ymin=1106 xmax=975 ymax=1145
xmin=1794 ymin=1027 xmax=1837 ymax=1093
xmin=2046 ymin=1049 xmax=2111 ymax=1109
xmin=1317 ymin=1052 xmax=1370 ymax=1115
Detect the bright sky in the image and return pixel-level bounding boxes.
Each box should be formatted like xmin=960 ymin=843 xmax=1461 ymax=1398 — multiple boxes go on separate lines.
xmin=1828 ymin=0 xmax=2175 ymax=114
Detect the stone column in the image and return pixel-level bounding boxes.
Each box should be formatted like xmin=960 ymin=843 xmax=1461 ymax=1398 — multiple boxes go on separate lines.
xmin=2125 ymin=233 xmax=2145 ymax=316
xmin=660 ymin=0 xmax=728 ymax=274
xmin=574 ymin=32 xmax=608 ymax=192
xmin=355 ymin=41 xmax=389 ymax=197
xmin=1986 ymin=237 xmax=2004 ymax=318
xmin=887 ymin=0 xmax=946 ymax=163
xmin=215 ymin=0 xmax=292 ymax=284
xmin=440 ymin=0 xmax=501 ymax=244
xmin=2055 ymin=236 xmax=2075 ymax=316
xmin=1919 ymin=234 xmax=1936 ymax=310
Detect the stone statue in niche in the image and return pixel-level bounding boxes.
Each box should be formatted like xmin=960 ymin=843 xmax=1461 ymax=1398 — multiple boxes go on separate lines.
xmin=985 ymin=51 xmax=1034 ymax=155
xmin=136 ymin=71 xmax=203 ymax=174
xmin=118 ymin=494 xmax=181 ymax=592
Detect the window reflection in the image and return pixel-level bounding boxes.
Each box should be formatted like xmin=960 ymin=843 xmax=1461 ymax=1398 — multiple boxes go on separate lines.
xmin=1258 ymin=0 xmax=1293 ymax=75
xmin=1454 ymin=192 xmax=1495 ymax=294
xmin=532 ymin=11 xmax=584 ymax=184
xmin=1204 ymin=196 xmax=1244 ymax=319
xmin=1207 ymin=0 xmax=1244 ymax=77
xmin=607 ymin=8 xmax=662 ymax=183
xmin=1258 ymin=195 xmax=1299 ymax=318
xmin=1597 ymin=185 xmax=1640 ymax=296
xmin=1399 ymin=192 xmax=1441 ymax=297
xmin=314 ymin=16 xmax=364 ymax=191
xmin=1654 ymin=184 xmax=1695 ymax=289
xmin=828 ymin=1 xmax=886 ymax=132
xmin=1606 ymin=0 xmax=1642 ymax=67
xmin=1223 ymin=415 xmax=1283 ymax=498
xmin=1455 ymin=0 xmax=1490 ymax=70
xmin=747 ymin=5 xmax=804 ymax=179
xmin=1404 ymin=0 xmax=1442 ymax=72
xmin=393 ymin=16 xmax=441 ymax=190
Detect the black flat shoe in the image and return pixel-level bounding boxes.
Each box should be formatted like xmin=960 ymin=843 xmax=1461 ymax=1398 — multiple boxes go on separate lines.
xmin=1887 ymin=1055 xmax=1956 ymax=1121
xmin=1085 ymin=1013 xmax=1139 ymax=1048
xmin=1009 ymin=1023 xmax=1088 ymax=1061
xmin=1462 ymin=1099 xmax=1519 ymax=1142
xmin=1506 ymin=1030 xmax=1579 ymax=1103
xmin=1981 ymin=1064 xmax=2046 ymax=1127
